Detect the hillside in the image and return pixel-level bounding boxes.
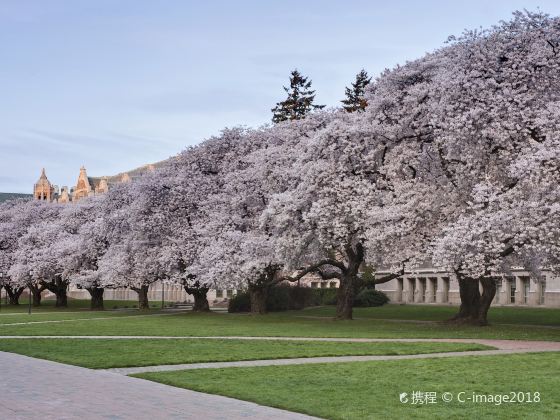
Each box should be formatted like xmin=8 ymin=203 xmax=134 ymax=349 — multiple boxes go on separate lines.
xmin=0 ymin=193 xmax=32 ymax=203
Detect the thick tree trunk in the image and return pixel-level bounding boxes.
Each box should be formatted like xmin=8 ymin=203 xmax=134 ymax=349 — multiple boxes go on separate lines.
xmin=335 ymin=274 xmax=354 ymax=320
xmin=55 ymin=290 xmax=68 ymax=308
xmin=450 ymin=276 xmax=480 ymax=322
xmin=249 ymin=286 xmax=268 ymax=315
xmin=5 ymin=285 xmax=24 ymax=305
xmin=450 ymin=274 xmax=496 ymax=326
xmin=334 ymin=242 xmax=364 ymax=320
xmin=184 ymin=286 xmax=210 ymax=312
xmin=29 ymin=284 xmax=45 ymax=307
xmin=476 ymin=278 xmax=497 ymax=326
xmin=87 ymin=287 xmax=104 ymax=310
xmin=133 ymin=285 xmax=150 ymax=310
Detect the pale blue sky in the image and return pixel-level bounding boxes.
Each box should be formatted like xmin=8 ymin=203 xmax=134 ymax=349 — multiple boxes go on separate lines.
xmin=1 ymin=0 xmax=559 ymax=192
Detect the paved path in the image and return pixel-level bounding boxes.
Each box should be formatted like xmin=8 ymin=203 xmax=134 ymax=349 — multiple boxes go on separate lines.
xmin=0 ymin=351 xmax=317 ymax=420
xmin=105 ymin=338 xmax=560 ymax=374
xmin=0 ymin=335 xmax=546 ymax=375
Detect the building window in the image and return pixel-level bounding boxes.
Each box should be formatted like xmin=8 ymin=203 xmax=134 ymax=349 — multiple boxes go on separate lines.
xmin=420 ymin=278 xmax=426 ymax=302
xmin=510 ymin=279 xmax=516 ymax=304
xmin=493 ymin=279 xmax=501 ymax=303
xmin=226 ymin=289 xmax=233 ymax=298
xmin=311 ymin=282 xmax=319 ymax=288
xmin=540 ymin=281 xmax=546 ymax=305
xmin=329 ymin=281 xmax=337 ymax=288
xmin=523 ymin=278 xmax=529 ymax=304
xmin=216 ymin=289 xmax=223 ymax=298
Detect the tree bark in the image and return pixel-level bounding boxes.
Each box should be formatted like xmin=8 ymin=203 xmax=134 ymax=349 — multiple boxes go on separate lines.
xmin=335 ymin=274 xmax=355 ymax=320
xmin=5 ymin=285 xmax=24 ymax=305
xmin=132 ymin=285 xmax=150 ymax=310
xmin=249 ymin=286 xmax=268 ymax=315
xmin=334 ymin=242 xmax=364 ymax=320
xmin=450 ymin=274 xmax=496 ymax=326
xmin=42 ymin=278 xmax=69 ymax=308
xmin=55 ymin=291 xmax=68 ymax=307
xmin=476 ymin=278 xmax=497 ymax=326
xmin=184 ymin=285 xmax=210 ymax=312
xmin=450 ymin=275 xmax=480 ymax=322
xmin=87 ymin=287 xmax=104 ymax=310
xmin=28 ymin=284 xmax=46 ymax=307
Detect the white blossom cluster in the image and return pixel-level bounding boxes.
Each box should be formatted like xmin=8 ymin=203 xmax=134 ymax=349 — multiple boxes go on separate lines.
xmin=1 ymin=11 xmax=559 ymax=297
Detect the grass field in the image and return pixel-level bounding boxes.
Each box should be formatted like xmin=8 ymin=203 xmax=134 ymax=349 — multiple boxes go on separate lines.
xmin=302 ymin=304 xmax=560 ymax=326
xmin=136 ymin=352 xmax=560 ymax=420
xmin=0 ymin=298 xmax=173 ymax=313
xmin=0 ymin=338 xmax=491 ymax=368
xmin=0 ymin=300 xmax=558 ymax=419
xmin=1 ymin=306 xmax=558 ymax=341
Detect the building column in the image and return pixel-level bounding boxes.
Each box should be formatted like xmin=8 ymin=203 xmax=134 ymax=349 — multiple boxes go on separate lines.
xmin=425 ymin=278 xmax=435 ymax=303
xmin=436 ymin=277 xmax=447 ymax=303
xmin=414 ymin=278 xmax=424 ymax=303
xmin=404 ymin=277 xmax=414 ymax=303
xmin=528 ymin=279 xmax=538 ymax=305
xmin=395 ymin=278 xmax=403 ymax=303
xmin=515 ymin=276 xmax=523 ymax=305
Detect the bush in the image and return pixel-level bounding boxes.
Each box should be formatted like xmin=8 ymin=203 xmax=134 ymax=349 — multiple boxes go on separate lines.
xmin=266 ymin=286 xmax=291 ymax=311
xmin=309 ymin=288 xmax=338 ymax=306
xmin=228 ymin=291 xmax=251 ymax=313
xmin=353 ymin=289 xmax=389 ymax=307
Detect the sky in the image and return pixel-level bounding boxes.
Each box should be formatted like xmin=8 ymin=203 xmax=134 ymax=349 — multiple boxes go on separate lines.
xmin=1 ymin=1 xmax=560 ymax=193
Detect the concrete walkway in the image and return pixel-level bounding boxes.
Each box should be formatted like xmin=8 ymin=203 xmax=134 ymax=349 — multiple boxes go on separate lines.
xmin=0 ymin=335 xmax=546 ymax=375
xmin=0 ymin=351 xmax=317 ymax=420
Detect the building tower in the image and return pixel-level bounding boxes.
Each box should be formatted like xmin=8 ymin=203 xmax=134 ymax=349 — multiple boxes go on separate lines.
xmin=33 ymin=168 xmax=54 ymax=201
xmin=73 ymin=166 xmax=92 ymax=202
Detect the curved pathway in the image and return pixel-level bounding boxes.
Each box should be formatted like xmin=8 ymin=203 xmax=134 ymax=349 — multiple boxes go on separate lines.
xmin=102 ymin=337 xmax=560 ymax=375
xmin=0 ymin=351 xmax=317 ymax=420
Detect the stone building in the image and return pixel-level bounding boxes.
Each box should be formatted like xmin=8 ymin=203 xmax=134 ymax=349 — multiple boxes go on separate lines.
xmin=33 ymin=169 xmax=55 ymax=201
xmin=374 ymin=267 xmax=559 ymax=307
xmin=33 ymin=164 xmax=155 ymax=204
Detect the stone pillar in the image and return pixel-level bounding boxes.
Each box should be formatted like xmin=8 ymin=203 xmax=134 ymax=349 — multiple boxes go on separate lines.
xmin=404 ymin=277 xmax=414 ymax=303
xmin=436 ymin=277 xmax=446 ymax=303
xmin=514 ymin=276 xmax=523 ymax=305
xmin=395 ymin=278 xmax=403 ymax=303
xmin=414 ymin=278 xmax=424 ymax=303
xmin=425 ymin=278 xmax=435 ymax=303
xmin=528 ymin=279 xmax=538 ymax=305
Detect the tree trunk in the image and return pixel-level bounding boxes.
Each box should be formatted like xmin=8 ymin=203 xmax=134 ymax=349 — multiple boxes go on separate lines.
xmin=449 ymin=275 xmax=480 ymax=323
xmin=87 ymin=287 xmax=104 ymax=310
xmin=5 ymin=285 xmax=24 ymax=305
xmin=450 ymin=274 xmax=496 ymax=326
xmin=334 ymin=242 xmax=364 ymax=320
xmin=476 ymin=278 xmax=497 ymax=326
xmin=133 ymin=285 xmax=150 ymax=310
xmin=55 ymin=290 xmax=68 ymax=307
xmin=336 ymin=274 xmax=354 ymax=320
xmin=29 ymin=284 xmax=45 ymax=307
xmin=184 ymin=286 xmax=210 ymax=312
xmin=249 ymin=286 xmax=268 ymax=315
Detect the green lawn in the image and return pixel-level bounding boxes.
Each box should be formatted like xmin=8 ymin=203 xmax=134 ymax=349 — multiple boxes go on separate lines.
xmin=1 ymin=309 xmax=559 ymax=341
xmin=0 ymin=298 xmax=172 ymax=313
xmin=303 ymin=304 xmax=560 ymax=326
xmin=136 ymin=352 xmax=560 ymax=420
xmin=0 ymin=338 xmax=491 ymax=369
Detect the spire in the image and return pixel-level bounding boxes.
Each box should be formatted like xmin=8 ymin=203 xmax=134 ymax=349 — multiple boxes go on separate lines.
xmin=36 ymin=168 xmax=50 ymax=184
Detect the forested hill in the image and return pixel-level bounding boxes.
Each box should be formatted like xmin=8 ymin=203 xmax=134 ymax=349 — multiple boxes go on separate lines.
xmin=0 ymin=193 xmax=32 ymax=203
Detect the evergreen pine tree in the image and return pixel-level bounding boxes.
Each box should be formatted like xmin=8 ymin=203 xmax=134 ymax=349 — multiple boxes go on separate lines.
xmin=341 ymin=69 xmax=371 ymax=112
xmin=271 ymin=69 xmax=325 ymax=123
